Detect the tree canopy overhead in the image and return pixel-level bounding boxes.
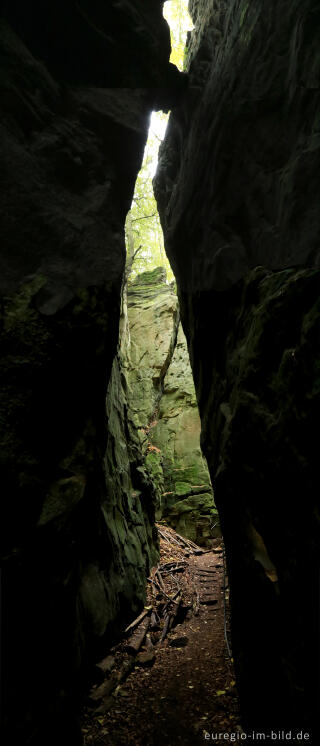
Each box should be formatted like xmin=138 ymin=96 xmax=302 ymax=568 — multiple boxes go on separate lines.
xmin=164 ymin=0 xmax=194 ymax=71
xmin=125 ymin=1 xmax=193 ymax=281
xmin=125 ymin=111 xmax=172 ymax=281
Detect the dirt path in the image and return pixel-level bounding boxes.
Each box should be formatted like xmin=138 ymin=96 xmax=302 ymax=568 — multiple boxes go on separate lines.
xmin=82 ymin=537 xmax=240 ymax=746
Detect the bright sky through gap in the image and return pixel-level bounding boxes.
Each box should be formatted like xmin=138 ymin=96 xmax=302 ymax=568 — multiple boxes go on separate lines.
xmin=136 ymin=0 xmax=194 ymax=180
xmin=149 ymin=112 xmax=169 ymax=177
xmin=126 ymin=1 xmax=193 ymax=281
xmin=164 ymin=1 xmax=194 ymax=71
xmin=147 ymin=1 xmax=194 ymax=174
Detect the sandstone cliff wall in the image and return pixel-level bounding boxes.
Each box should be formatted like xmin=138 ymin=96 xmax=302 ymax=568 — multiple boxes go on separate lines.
xmin=110 ymin=267 xmax=216 ymax=548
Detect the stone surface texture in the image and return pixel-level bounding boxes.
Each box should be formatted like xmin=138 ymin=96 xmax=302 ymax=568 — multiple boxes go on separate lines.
xmin=154 ymin=0 xmax=320 ymax=734
xmin=0 ymin=4 xmax=183 ymax=745
xmin=120 ymin=267 xmax=216 ymax=547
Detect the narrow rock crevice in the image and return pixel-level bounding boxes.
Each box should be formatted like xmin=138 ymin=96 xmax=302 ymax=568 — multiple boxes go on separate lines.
xmin=1 ymin=0 xmax=319 ymax=742
xmin=114 ymin=267 xmax=217 ymax=547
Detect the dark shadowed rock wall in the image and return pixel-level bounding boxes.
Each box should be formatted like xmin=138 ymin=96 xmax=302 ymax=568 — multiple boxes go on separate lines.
xmin=0 ymin=3 xmax=181 ymax=745
xmin=154 ymin=0 xmax=320 ymax=735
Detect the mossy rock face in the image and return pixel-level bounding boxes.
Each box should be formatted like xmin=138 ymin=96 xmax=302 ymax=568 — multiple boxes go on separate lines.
xmin=168 ymin=492 xmax=214 ymax=515
xmin=145 ymin=451 xmax=164 ymax=486
xmin=126 ymin=269 xmax=180 ymax=430
xmin=148 ymin=325 xmax=216 ymax=546
xmin=165 ymin=493 xmax=220 ymax=543
xmin=175 ymin=481 xmax=192 ymax=497
xmin=125 ymin=271 xmax=217 ymax=547
xmin=130 ymin=267 xmax=167 ymax=286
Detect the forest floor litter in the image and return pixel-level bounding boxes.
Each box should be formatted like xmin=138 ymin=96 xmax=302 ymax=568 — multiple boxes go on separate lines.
xmin=81 ymin=525 xmax=240 ymax=745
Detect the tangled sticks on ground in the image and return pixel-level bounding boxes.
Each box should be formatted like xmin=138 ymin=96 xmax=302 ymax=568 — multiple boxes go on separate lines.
xmin=81 ymin=525 xmax=239 ymax=745
xmin=85 ymin=525 xmax=224 ymax=714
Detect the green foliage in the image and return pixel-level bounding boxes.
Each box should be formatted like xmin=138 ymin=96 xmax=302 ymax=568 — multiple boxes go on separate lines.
xmin=163 ymin=0 xmax=193 ymax=70
xmin=125 ymin=112 xmax=174 ymax=282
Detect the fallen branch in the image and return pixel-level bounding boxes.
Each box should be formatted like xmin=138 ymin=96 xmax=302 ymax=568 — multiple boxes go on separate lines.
xmin=157 ymin=524 xmax=206 ymax=555
xmin=124 ymin=607 xmax=150 ymax=635
xmin=155 ymin=568 xmax=165 ymax=591
xmin=163 ymin=588 xmax=181 ymax=611
xmin=147 ymin=577 xmax=179 ymax=604
xmin=125 ymin=619 xmax=150 ymax=655
xmin=168 ymin=592 xmax=182 ymax=629
xmin=160 ymin=564 xmax=187 ymax=574
xmin=157 ymin=527 xmax=185 ymax=551
xmin=161 ymin=591 xmax=182 ymax=642
xmin=160 ymin=612 xmax=171 ymax=643
xmin=88 ymin=658 xmax=135 ymax=708
xmin=150 ymin=611 xmax=160 ymax=629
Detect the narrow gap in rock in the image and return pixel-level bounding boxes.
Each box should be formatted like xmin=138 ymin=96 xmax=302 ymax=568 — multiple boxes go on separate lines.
xmin=80 ymin=4 xmax=239 ymax=742
xmin=123 ymin=0 xmax=216 ymax=550
xmin=163 ymin=0 xmax=194 ymax=71
xmin=3 ymin=0 xmax=317 ymax=743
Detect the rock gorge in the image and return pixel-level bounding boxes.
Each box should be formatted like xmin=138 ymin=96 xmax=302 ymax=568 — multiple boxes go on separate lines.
xmin=107 ymin=266 xmax=216 ymax=547
xmin=1 ymin=1 xmax=319 ymax=744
